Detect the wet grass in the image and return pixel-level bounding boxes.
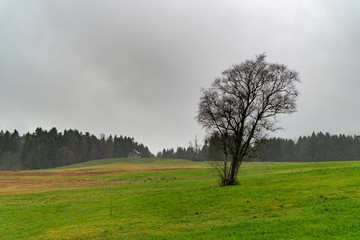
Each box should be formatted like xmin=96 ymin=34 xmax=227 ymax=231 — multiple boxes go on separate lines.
xmin=52 ymin=158 xmax=210 ymax=170
xmin=1 ymin=160 xmax=360 ymax=239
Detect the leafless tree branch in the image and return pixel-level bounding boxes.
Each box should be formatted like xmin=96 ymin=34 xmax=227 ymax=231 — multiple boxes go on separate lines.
xmin=197 ymin=53 xmax=300 ymax=186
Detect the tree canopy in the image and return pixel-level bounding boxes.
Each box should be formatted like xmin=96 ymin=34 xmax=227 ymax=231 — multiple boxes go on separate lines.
xmin=197 ymin=53 xmax=300 ymax=185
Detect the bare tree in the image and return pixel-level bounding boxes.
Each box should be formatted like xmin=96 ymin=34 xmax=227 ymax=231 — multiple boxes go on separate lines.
xmin=197 ymin=53 xmax=300 ymax=186
xmin=189 ymin=136 xmax=202 ymax=161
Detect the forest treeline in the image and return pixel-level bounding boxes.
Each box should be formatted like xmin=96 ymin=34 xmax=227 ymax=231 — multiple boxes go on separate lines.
xmin=157 ymin=132 xmax=360 ymax=162
xmin=0 ymin=127 xmax=153 ymax=170
xmin=2 ymin=130 xmax=360 ymax=170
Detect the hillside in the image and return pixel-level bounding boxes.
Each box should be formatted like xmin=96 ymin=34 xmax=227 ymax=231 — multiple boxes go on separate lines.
xmin=1 ymin=159 xmax=360 ymax=239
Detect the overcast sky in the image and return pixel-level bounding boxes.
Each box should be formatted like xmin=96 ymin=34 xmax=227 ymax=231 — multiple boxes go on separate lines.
xmin=1 ymin=0 xmax=360 ymax=154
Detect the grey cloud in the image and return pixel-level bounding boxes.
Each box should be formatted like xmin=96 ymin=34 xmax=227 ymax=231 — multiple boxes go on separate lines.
xmin=1 ymin=0 xmax=360 ymax=152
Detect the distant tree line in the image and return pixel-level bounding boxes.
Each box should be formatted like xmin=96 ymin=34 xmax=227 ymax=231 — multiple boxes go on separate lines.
xmin=0 ymin=127 xmax=153 ymax=170
xmin=257 ymin=132 xmax=360 ymax=162
xmin=157 ymin=132 xmax=360 ymax=162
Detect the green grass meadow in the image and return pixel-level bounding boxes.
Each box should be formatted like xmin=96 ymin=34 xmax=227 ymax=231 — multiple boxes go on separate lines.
xmin=1 ymin=159 xmax=360 ymax=239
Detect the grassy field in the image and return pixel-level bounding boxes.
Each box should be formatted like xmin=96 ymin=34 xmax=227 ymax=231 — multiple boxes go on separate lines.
xmin=1 ymin=159 xmax=360 ymax=239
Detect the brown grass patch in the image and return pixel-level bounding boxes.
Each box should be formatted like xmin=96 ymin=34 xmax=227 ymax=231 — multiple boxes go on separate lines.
xmin=0 ymin=164 xmax=208 ymax=195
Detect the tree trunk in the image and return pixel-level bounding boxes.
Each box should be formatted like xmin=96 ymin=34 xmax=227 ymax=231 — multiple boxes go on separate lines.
xmin=223 ymin=151 xmax=228 ymax=186
xmin=224 ymin=156 xmax=241 ymax=185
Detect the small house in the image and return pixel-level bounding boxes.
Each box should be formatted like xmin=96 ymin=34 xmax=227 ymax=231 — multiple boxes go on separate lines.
xmin=128 ymin=149 xmax=141 ymax=159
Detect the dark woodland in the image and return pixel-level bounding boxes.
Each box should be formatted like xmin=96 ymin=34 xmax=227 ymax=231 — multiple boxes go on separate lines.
xmin=1 ymin=128 xmax=360 ymax=171
xmin=158 ymin=132 xmax=360 ymax=163
xmin=0 ymin=127 xmax=153 ymax=170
